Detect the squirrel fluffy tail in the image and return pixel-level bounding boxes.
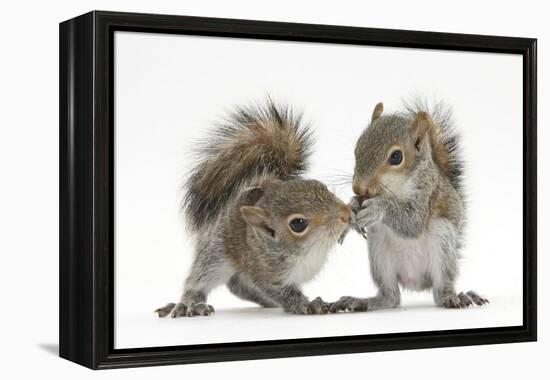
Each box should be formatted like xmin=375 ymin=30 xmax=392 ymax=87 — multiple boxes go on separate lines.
xmin=402 ymin=98 xmax=464 ymax=191
xmin=183 ymin=98 xmax=313 ymax=232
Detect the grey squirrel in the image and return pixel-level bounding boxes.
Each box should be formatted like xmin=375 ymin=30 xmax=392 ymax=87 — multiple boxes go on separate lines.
xmin=331 ymin=100 xmax=488 ymax=312
xmin=156 ymin=99 xmax=351 ymax=317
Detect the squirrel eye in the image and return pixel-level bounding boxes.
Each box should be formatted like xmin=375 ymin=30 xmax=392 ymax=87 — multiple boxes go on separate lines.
xmin=388 ymin=150 xmax=403 ymax=166
xmin=289 ymin=218 xmax=309 ymax=233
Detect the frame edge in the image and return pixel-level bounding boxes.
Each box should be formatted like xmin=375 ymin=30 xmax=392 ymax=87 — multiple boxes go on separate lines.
xmin=59 ymin=11 xmax=97 ymax=369
xmin=59 ymin=10 xmax=538 ymax=370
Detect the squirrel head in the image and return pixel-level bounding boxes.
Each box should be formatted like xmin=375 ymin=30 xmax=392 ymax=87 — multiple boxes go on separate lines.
xmin=240 ymin=178 xmax=351 ymax=249
xmin=353 ymin=102 xmax=434 ymax=200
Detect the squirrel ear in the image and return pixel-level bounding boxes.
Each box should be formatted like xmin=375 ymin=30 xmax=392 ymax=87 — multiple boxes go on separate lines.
xmin=371 ymin=102 xmax=384 ymax=122
xmin=410 ymin=111 xmax=432 ymax=150
xmin=240 ymin=206 xmax=277 ymax=240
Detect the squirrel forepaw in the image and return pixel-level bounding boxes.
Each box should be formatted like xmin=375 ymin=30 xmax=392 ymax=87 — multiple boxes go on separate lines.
xmin=355 ymin=198 xmax=385 ymax=231
xmin=329 ymin=296 xmax=369 ymax=313
xmin=307 ymin=297 xmax=330 ymax=315
xmin=185 ymin=302 xmax=215 ymax=317
xmin=290 ymin=297 xmax=330 ymax=315
xmin=155 ymin=302 xmax=216 ymax=318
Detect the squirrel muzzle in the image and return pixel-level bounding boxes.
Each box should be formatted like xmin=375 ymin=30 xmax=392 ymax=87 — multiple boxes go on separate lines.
xmin=352 ymin=181 xmax=378 ymax=202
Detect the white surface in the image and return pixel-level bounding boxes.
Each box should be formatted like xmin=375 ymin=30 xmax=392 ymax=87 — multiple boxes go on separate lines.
xmin=1 ymin=0 xmax=547 ymax=379
xmin=115 ymin=30 xmax=523 ymax=348
xmin=121 ymin=295 xmax=519 ymax=348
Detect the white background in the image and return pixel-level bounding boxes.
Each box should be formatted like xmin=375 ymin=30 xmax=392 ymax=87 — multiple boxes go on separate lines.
xmin=115 ymin=31 xmax=523 ymax=348
xmin=0 ymin=0 xmax=547 ymax=379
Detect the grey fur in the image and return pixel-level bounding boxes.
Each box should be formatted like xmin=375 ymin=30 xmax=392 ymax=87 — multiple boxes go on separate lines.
xmin=227 ymin=273 xmax=279 ymax=308
xmin=154 ymin=303 xmax=176 ymax=318
xmin=157 ymin=99 xmax=350 ymax=318
xmin=182 ymin=97 xmax=313 ymax=232
xmin=401 ymin=98 xmax=464 ymax=192
xmin=170 ymin=303 xmax=188 ymax=317
xmin=332 ymin=100 xmax=487 ymax=313
xmin=466 ymin=290 xmax=489 ymax=306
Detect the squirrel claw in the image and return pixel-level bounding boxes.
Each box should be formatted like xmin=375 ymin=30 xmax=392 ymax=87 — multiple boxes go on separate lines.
xmin=291 ymin=297 xmax=330 ymax=315
xmin=440 ymin=291 xmax=489 ymax=309
xmin=185 ymin=302 xmax=215 ymax=317
xmin=171 ymin=303 xmax=188 ymax=317
xmin=307 ymin=297 xmax=330 ymax=315
xmin=466 ymin=290 xmax=489 ymax=306
xmin=155 ymin=303 xmax=176 ymax=318
xmin=338 ymin=230 xmax=348 ymax=245
xmin=330 ymin=296 xmax=369 ymax=313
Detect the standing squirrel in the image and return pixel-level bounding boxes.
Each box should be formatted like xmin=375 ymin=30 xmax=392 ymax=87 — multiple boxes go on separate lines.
xmin=331 ymin=100 xmax=488 ymax=312
xmin=156 ymin=99 xmax=351 ymax=317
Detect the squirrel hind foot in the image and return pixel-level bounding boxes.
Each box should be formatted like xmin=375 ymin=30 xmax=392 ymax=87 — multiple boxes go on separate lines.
xmin=185 ymin=302 xmax=215 ymax=317
xmin=155 ymin=302 xmax=176 ymax=318
xmin=440 ymin=291 xmax=489 ymax=309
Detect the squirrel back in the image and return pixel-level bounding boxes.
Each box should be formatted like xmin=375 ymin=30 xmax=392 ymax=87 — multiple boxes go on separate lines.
xmin=183 ymin=98 xmax=313 ymax=232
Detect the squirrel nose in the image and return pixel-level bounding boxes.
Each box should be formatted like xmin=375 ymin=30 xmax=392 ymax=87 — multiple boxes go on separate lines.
xmin=352 ymin=182 xmax=367 ymax=197
xmin=353 ymin=182 xmax=376 ymax=200
xmin=339 ymin=206 xmax=351 ymax=224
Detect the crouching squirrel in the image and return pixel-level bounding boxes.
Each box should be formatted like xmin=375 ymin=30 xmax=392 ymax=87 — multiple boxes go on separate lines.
xmin=331 ymin=100 xmax=488 ymax=312
xmin=156 ymin=99 xmax=351 ymax=317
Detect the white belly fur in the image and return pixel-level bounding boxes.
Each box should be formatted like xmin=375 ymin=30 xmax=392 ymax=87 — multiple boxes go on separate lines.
xmin=285 ymin=236 xmax=333 ymax=285
xmin=368 ymin=218 xmax=450 ymax=291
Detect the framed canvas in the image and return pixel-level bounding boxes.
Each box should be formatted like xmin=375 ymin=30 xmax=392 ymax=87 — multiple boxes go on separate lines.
xmin=59 ymin=10 xmax=537 ymax=369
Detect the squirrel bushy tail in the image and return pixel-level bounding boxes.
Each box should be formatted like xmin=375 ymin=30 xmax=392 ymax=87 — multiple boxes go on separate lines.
xmin=183 ymin=98 xmax=313 ymax=232
xmin=401 ymin=98 xmax=464 ymax=191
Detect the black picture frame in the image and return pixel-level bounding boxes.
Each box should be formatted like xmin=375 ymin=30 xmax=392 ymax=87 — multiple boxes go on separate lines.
xmin=59 ymin=10 xmax=537 ymax=370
